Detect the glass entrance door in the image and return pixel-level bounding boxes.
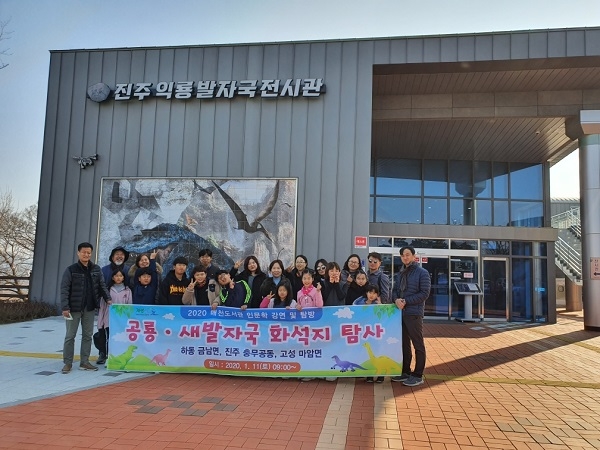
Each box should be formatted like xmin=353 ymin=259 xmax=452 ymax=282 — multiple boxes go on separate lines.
xmin=423 ymin=257 xmax=450 ymax=317
xmin=482 ymin=258 xmax=508 ymax=320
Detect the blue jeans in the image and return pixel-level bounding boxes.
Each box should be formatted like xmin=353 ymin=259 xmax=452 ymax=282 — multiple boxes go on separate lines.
xmin=402 ymin=314 xmax=426 ymax=378
xmin=63 ymin=309 xmax=95 ymax=365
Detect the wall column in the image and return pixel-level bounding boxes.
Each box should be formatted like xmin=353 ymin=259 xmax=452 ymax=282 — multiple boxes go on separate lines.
xmin=580 ymin=132 xmax=600 ymax=331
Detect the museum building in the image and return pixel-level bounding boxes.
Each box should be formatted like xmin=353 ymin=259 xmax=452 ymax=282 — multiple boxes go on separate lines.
xmin=31 ymin=27 xmax=600 ymax=328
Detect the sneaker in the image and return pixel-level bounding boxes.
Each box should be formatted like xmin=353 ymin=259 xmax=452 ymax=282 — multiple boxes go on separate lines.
xmin=79 ymin=362 xmax=99 ymax=371
xmin=375 ymin=377 xmax=384 ymax=383
xmin=300 ymin=377 xmax=315 ymax=382
xmin=61 ymin=364 xmax=72 ymax=374
xmin=366 ymin=377 xmax=374 ymax=383
xmin=391 ymin=373 xmax=410 ymax=382
xmin=324 ymin=377 xmax=337 ymax=382
xmin=402 ymin=375 xmax=424 ymax=387
xmin=96 ymin=353 xmax=106 ymax=365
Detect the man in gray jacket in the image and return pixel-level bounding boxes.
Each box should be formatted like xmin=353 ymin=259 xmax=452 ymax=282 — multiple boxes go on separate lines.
xmin=60 ymin=242 xmax=111 ymax=374
xmin=391 ymin=246 xmax=431 ymax=387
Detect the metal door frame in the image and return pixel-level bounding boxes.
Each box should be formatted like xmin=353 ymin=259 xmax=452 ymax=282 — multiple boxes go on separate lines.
xmin=482 ymin=257 xmax=509 ymax=321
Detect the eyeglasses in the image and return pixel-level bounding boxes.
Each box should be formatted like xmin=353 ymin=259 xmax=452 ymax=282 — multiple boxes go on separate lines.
xmin=317 ymin=265 xmax=326 ymax=270
xmin=368 ymin=260 xmax=379 ymax=264
xmin=348 ymin=260 xmax=359 ymax=265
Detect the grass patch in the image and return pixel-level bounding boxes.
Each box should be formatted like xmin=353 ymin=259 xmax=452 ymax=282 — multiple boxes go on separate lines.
xmin=0 ymin=299 xmax=57 ymax=324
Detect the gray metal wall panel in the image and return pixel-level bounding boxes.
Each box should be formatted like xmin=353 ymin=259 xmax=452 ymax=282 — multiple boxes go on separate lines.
xmin=305 ymin=44 xmax=326 ymax=258
xmin=407 ymin=39 xmax=423 ymax=63
xmin=548 ymin=31 xmax=567 ymax=58
xmin=475 ymin=35 xmax=493 ymax=61
xmin=319 ymin=42 xmax=343 ymax=260
xmin=110 ymin=51 xmax=131 ymax=174
xmin=373 ymin=40 xmax=390 ymax=64
xmin=335 ymin=42 xmax=359 ymax=255
xmin=510 ymin=33 xmax=529 ymax=59
xmin=458 ymin=36 xmax=475 ymax=61
xmin=288 ymin=44 xmax=311 ymax=254
xmin=198 ymin=47 xmax=217 ymax=177
xmin=241 ymin=46 xmax=263 ymax=177
xmin=228 ymin=46 xmax=250 ymax=177
xmin=123 ymin=51 xmax=146 ymax=175
xmin=182 ymin=48 xmax=203 ymax=177
xmin=258 ymin=45 xmax=278 ymax=177
xmin=586 ymin=29 xmax=600 ymax=55
xmin=529 ymin=32 xmax=548 ymax=59
xmin=441 ymin=37 xmax=458 ymax=62
xmin=566 ymin=30 xmax=585 ymax=57
xmin=424 ymin=38 xmax=440 ymax=63
xmin=155 ymin=49 xmax=174 ymax=176
xmin=389 ymin=39 xmax=407 ymax=64
xmin=273 ymin=44 xmax=296 ymax=177
xmin=492 ymin=34 xmax=511 ymax=60
xmin=139 ymin=50 xmax=160 ymax=177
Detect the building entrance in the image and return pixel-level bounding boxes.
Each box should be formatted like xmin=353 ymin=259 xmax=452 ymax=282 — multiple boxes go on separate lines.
xmin=482 ymin=258 xmax=509 ymax=320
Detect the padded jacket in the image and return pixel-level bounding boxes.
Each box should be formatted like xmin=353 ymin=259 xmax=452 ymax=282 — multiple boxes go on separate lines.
xmin=60 ymin=261 xmax=110 ymax=313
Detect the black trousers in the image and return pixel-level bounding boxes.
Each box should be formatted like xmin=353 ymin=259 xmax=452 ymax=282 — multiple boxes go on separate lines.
xmin=402 ymin=314 xmax=426 ymax=378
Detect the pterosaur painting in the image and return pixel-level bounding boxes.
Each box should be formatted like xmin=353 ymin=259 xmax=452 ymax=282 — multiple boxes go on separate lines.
xmin=98 ymin=178 xmax=297 ymax=275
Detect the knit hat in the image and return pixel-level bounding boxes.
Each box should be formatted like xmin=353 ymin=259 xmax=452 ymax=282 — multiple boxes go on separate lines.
xmin=109 ymin=246 xmax=130 ymax=263
xmin=173 ymin=256 xmax=189 ymax=266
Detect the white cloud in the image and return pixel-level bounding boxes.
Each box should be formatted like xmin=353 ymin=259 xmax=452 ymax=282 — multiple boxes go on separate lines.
xmin=386 ymin=337 xmax=399 ymax=344
xmin=112 ymin=331 xmax=130 ymax=342
xmin=333 ymin=307 xmax=354 ymax=319
xmin=163 ymin=313 xmax=176 ymax=320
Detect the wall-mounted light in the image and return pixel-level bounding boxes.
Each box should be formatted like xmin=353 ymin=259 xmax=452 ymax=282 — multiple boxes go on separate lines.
xmin=73 ymin=154 xmax=98 ymax=169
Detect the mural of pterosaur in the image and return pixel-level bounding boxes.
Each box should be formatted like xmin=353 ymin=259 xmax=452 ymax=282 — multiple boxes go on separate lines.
xmin=212 ymin=180 xmax=279 ymax=242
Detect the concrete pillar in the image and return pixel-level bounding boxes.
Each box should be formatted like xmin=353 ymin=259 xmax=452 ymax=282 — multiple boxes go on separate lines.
xmin=580 ymin=130 xmax=600 ymax=331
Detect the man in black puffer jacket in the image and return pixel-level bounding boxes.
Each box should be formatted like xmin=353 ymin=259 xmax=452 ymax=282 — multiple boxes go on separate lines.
xmin=60 ymin=242 xmax=111 ymax=374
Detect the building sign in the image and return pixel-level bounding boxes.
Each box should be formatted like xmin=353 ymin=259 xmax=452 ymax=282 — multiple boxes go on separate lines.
xmin=354 ymin=236 xmax=367 ymax=248
xmin=87 ymin=79 xmax=325 ymax=103
xmin=107 ymin=304 xmax=403 ymax=377
xmin=591 ymin=257 xmax=600 ymax=280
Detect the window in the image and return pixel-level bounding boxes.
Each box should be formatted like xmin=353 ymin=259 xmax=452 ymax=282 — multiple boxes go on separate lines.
xmin=376 ymin=159 xmax=421 ymax=196
xmin=510 ymin=163 xmax=543 ymax=200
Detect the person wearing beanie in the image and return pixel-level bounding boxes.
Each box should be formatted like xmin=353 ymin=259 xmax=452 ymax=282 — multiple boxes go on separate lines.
xmin=101 ymin=246 xmax=131 ymax=287
xmin=157 ymin=256 xmax=190 ymax=305
xmin=132 ymin=266 xmax=159 ymax=305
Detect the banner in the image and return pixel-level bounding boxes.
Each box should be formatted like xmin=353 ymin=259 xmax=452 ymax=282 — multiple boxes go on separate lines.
xmin=108 ymin=304 xmax=404 ymax=377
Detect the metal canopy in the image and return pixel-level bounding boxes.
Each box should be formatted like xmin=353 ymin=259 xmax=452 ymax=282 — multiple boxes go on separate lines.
xmin=372 ymin=57 xmax=600 ymax=164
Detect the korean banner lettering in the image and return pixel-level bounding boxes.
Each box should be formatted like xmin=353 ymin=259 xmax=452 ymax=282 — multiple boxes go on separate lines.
xmin=108 ymin=305 xmax=403 ymax=377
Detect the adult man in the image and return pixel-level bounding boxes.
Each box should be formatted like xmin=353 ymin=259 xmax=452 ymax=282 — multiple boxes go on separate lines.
xmin=60 ymin=242 xmax=111 ymax=374
xmin=391 ymin=246 xmax=431 ymax=387
xmin=367 ymin=251 xmax=391 ymax=304
xmin=101 ymin=246 xmax=131 ymax=286
xmin=199 ymin=249 xmax=219 ymax=280
xmin=157 ymin=256 xmax=190 ymax=305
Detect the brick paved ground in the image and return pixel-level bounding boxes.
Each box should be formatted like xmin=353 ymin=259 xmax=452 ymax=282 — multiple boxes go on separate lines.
xmin=1 ymin=310 xmax=599 ymax=449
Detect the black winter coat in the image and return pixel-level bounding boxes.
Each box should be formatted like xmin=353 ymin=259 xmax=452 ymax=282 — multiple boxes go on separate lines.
xmin=60 ymin=261 xmax=110 ymax=312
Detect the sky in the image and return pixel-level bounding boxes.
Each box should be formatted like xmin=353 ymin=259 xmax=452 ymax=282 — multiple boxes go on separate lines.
xmin=1 ymin=0 xmax=597 ymax=208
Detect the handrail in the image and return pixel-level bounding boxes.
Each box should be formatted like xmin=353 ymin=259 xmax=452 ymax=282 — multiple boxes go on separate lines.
xmin=551 ymin=207 xmax=580 ymax=230
xmin=555 ymin=235 xmax=582 ymax=280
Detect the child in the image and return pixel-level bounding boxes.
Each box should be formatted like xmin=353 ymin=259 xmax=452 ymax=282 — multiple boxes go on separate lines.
xmin=132 ymin=267 xmax=158 ymax=305
xmin=296 ymin=270 xmax=323 ymax=309
xmin=345 ymin=269 xmax=369 ymax=305
xmin=354 ymin=284 xmax=384 ymax=383
xmin=96 ymin=268 xmax=132 ymax=365
xmin=211 ymin=269 xmax=251 ymax=310
xmin=183 ymin=265 xmax=220 ymax=306
xmin=353 ymin=283 xmax=381 ymax=306
xmin=260 ymin=279 xmax=298 ymax=309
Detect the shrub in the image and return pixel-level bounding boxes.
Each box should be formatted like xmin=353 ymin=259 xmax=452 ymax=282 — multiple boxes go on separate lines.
xmin=0 ymin=299 xmax=57 ymax=324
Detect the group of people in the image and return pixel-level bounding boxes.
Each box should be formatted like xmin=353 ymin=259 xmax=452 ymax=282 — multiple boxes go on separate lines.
xmin=59 ymin=242 xmax=431 ymax=387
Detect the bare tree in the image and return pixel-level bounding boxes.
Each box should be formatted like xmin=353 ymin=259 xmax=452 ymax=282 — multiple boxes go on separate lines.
xmin=0 ymin=191 xmax=37 ymax=299
xmin=0 ymin=18 xmax=12 ymax=70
